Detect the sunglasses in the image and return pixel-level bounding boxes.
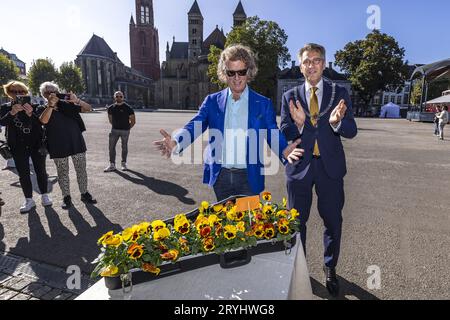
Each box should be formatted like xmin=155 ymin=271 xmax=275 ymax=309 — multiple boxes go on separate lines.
xmin=10 ymin=90 xmax=27 ymax=95
xmin=115 ymin=96 xmax=123 ymax=98
xmin=226 ymin=69 xmax=248 ymax=77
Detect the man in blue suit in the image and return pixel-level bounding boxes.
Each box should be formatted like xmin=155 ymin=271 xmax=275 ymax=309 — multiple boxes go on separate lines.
xmin=154 ymin=45 xmax=303 ymax=201
xmin=280 ymin=43 xmax=357 ymax=297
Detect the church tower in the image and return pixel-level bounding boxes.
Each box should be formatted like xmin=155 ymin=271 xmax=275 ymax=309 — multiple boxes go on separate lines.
xmin=188 ymin=0 xmax=203 ymax=61
xmin=233 ymin=1 xmax=247 ymax=27
xmin=130 ymin=0 xmax=160 ymax=80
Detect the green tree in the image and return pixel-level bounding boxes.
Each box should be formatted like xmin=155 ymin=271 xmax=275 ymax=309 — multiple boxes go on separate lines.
xmin=427 ymin=79 xmax=450 ymax=101
xmin=27 ymin=58 xmax=58 ymax=95
xmin=57 ymin=61 xmax=85 ymax=94
xmin=208 ymin=16 xmax=291 ymax=101
xmin=335 ymin=30 xmax=409 ymax=113
xmin=0 ymin=54 xmax=20 ymax=97
xmin=410 ymin=80 xmax=422 ymax=106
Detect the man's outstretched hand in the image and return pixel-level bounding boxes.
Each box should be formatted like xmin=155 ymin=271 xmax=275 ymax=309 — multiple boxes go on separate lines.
xmin=153 ymin=129 xmax=177 ymax=159
xmin=283 ymin=138 xmax=304 ymax=164
xmin=329 ymin=99 xmax=347 ymax=125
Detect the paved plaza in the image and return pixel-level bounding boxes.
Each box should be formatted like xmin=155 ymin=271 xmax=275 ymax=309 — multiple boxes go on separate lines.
xmin=1 ymin=111 xmax=449 ymax=300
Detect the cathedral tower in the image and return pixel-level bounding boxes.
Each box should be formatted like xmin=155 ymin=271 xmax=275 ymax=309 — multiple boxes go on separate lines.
xmin=130 ymin=0 xmax=160 ymax=80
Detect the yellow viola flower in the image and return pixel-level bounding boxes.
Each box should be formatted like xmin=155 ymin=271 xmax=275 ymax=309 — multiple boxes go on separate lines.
xmin=122 ymin=225 xmax=140 ymax=242
xmin=127 ymin=243 xmax=144 ymax=260
xmin=105 ymin=234 xmax=123 ymax=247
xmin=262 ymin=204 xmax=274 ymax=216
xmin=98 ymin=231 xmax=114 ymax=245
xmin=213 ymin=204 xmax=224 ymax=213
xmin=290 ymin=208 xmax=300 ymax=220
xmin=282 ymin=197 xmax=287 ymax=207
xmin=208 ymin=214 xmax=221 ymax=226
xmin=224 ymin=225 xmax=237 ymax=240
xmin=235 ymin=210 xmax=245 ymax=221
xmin=226 ymin=206 xmax=237 ymax=221
xmin=278 ymin=223 xmax=290 ymax=235
xmin=253 ymin=223 xmax=265 ymax=239
xmin=161 ymin=249 xmax=179 ymax=261
xmin=236 ymin=221 xmax=246 ymax=233
xmin=203 ymin=237 xmax=215 ymax=251
xmin=174 ymin=215 xmax=190 ymax=235
xmin=276 ymin=210 xmax=288 ymax=218
xmin=201 ymin=201 xmax=210 ymax=210
xmin=174 ymin=213 xmax=187 ymax=223
xmin=138 ymin=222 xmax=151 ymax=235
xmin=195 ymin=214 xmax=208 ymax=228
xmin=151 ymin=220 xmax=166 ymax=232
xmin=179 ymin=237 xmax=190 ymax=253
xmin=100 ymin=265 xmax=119 ymax=277
xmin=142 ymin=263 xmax=160 ymax=275
xmin=153 ymin=227 xmax=170 ymax=241
xmin=264 ymin=224 xmax=275 ymax=240
xmin=261 ymin=191 xmax=272 ymax=202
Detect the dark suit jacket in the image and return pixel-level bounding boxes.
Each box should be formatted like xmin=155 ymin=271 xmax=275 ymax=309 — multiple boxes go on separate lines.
xmin=280 ymin=79 xmax=357 ymax=181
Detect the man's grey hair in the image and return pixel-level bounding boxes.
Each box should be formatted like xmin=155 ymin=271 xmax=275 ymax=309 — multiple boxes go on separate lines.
xmin=217 ymin=44 xmax=258 ymax=83
xmin=114 ymin=91 xmax=123 ymax=97
xmin=39 ymin=81 xmax=60 ymax=99
xmin=298 ymin=43 xmax=326 ymax=62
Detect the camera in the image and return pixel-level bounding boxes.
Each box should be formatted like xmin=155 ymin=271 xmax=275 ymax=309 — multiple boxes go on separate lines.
xmin=12 ymin=95 xmax=31 ymax=106
xmin=56 ymin=93 xmax=71 ymax=100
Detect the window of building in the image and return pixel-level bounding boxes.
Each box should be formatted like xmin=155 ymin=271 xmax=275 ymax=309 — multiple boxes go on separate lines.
xmin=142 ymin=47 xmax=146 ymax=57
xmin=383 ymin=95 xmax=389 ymax=105
xmin=397 ymin=96 xmax=402 ymax=105
xmin=192 ymin=28 xmax=197 ymax=35
xmin=192 ymin=39 xmax=197 ymax=45
xmin=390 ymin=96 xmax=395 ymax=103
xmin=141 ymin=6 xmax=150 ymax=24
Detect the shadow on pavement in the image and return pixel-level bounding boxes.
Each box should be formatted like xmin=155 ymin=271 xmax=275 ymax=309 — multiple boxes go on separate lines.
xmin=8 ymin=166 xmax=58 ymax=194
xmin=113 ymin=169 xmax=196 ymax=205
xmin=310 ymin=276 xmax=380 ymax=300
xmin=8 ymin=205 xmax=122 ymax=275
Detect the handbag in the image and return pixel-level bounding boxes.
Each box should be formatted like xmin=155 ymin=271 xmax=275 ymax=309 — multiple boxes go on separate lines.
xmin=0 ymin=140 xmax=13 ymax=160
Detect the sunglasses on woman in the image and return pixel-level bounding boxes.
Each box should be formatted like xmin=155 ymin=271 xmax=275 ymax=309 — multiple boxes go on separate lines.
xmin=10 ymin=90 xmax=27 ymax=95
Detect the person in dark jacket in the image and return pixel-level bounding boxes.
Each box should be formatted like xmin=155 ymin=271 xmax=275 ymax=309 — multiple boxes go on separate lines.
xmin=38 ymin=82 xmax=96 ymax=209
xmin=0 ymin=81 xmax=52 ymax=213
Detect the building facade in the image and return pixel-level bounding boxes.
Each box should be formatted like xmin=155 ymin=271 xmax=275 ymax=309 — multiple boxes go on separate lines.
xmin=156 ymin=1 xmax=247 ymax=109
xmin=75 ymin=34 xmax=153 ymax=107
xmin=0 ymin=48 xmax=26 ymax=76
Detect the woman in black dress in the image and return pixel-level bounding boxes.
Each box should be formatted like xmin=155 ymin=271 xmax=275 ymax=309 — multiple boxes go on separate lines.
xmin=0 ymin=81 xmax=52 ymax=213
xmin=38 ymin=82 xmax=96 ymax=209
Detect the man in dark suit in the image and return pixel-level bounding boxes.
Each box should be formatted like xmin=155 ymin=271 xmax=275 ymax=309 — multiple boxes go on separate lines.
xmin=280 ymin=43 xmax=357 ymax=297
xmin=154 ymin=45 xmax=303 ymax=201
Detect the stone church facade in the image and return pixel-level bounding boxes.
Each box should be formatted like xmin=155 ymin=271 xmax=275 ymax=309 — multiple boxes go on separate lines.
xmin=75 ymin=0 xmax=160 ymax=107
xmin=156 ymin=1 xmax=247 ymax=109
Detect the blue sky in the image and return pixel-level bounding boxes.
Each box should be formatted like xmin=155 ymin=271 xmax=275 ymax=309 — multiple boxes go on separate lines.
xmin=0 ymin=0 xmax=449 ymax=71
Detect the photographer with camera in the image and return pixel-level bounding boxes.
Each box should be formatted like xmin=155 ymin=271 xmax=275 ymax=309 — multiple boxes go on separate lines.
xmin=38 ymin=82 xmax=96 ymax=209
xmin=0 ymin=81 xmax=52 ymax=213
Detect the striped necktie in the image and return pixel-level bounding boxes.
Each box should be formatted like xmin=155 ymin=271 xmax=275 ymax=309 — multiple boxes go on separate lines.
xmin=310 ymin=87 xmax=320 ymax=156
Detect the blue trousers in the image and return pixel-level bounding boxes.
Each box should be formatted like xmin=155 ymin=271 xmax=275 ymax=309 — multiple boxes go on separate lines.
xmin=287 ymin=157 xmax=344 ymax=268
xmin=213 ymin=168 xmax=256 ymax=201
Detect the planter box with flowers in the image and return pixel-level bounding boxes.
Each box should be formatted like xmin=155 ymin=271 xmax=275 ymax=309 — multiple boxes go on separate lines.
xmin=91 ymin=192 xmax=300 ymax=290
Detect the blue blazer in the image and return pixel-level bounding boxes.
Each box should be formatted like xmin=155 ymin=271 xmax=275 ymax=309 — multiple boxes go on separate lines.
xmin=280 ymin=80 xmax=357 ymax=181
xmin=175 ymin=87 xmax=288 ymax=194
